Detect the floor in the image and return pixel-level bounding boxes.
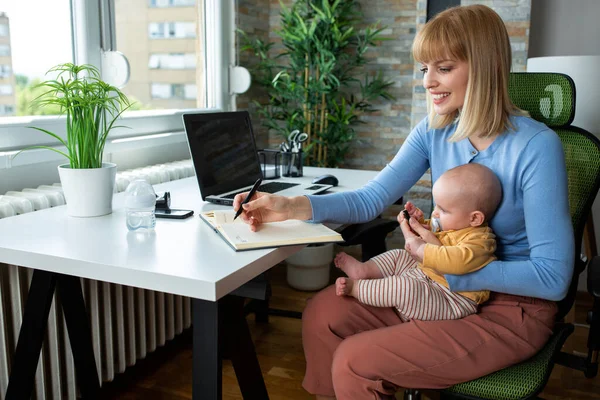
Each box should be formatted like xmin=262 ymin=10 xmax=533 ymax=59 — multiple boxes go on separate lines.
xmin=96 ymin=258 xmax=600 ymax=400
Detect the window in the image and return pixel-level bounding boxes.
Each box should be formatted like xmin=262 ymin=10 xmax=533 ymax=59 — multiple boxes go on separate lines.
xmin=0 ymin=0 xmax=232 ymax=162
xmin=149 ymin=0 xmax=195 ymax=8
xmin=184 ymin=84 xmax=196 ymax=99
xmin=0 ymin=0 xmax=72 ymax=118
xmin=148 ymin=22 xmax=195 ymax=39
xmin=0 ymin=104 xmax=13 ymax=115
xmin=0 ymin=84 xmax=12 ymax=95
xmin=151 ymin=83 xmax=197 ymax=99
xmin=151 ymin=83 xmax=171 ymax=99
xmin=0 ymin=64 xmax=10 ymax=78
xmin=148 ymin=23 xmax=165 ymax=38
xmin=148 ymin=53 xmax=196 ymax=69
xmin=172 ymin=0 xmax=195 ymax=6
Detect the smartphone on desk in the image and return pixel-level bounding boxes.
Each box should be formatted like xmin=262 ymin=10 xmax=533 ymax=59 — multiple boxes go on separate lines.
xmin=155 ymin=209 xmax=194 ymax=219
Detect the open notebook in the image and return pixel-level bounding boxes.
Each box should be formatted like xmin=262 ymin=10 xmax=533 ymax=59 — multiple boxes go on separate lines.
xmin=200 ymin=210 xmax=344 ymax=251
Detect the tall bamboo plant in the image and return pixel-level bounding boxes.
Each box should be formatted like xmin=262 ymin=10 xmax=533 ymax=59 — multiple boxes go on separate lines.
xmin=240 ymin=0 xmax=394 ymax=167
xmin=16 ymin=63 xmax=131 ymax=169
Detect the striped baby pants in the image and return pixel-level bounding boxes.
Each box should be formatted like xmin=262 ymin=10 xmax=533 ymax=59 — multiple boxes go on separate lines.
xmin=356 ymin=249 xmax=478 ymax=320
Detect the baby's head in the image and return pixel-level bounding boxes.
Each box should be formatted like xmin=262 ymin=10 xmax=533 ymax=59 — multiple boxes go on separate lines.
xmin=431 ymin=163 xmax=502 ymax=231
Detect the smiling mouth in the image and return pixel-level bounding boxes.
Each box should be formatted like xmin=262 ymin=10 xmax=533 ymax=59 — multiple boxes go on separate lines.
xmin=432 ymin=93 xmax=449 ymax=100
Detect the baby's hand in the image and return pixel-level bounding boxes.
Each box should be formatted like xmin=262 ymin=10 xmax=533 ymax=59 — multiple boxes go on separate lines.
xmin=398 ymin=202 xmax=428 ymax=230
xmin=405 ymin=237 xmax=426 ymax=263
xmin=404 ymin=201 xmax=424 ymax=221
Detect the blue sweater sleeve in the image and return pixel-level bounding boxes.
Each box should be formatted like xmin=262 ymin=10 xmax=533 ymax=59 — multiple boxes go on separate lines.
xmin=307 ymin=119 xmax=431 ymax=223
xmin=445 ymin=131 xmax=575 ymax=301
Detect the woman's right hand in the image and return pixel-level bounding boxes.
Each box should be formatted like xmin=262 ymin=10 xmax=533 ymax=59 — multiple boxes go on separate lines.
xmin=232 ymin=192 xmax=312 ymax=231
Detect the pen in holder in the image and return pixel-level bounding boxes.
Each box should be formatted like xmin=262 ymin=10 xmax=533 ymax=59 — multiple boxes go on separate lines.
xmin=281 ymin=149 xmax=304 ymax=177
xmin=257 ymin=149 xmax=281 ymax=179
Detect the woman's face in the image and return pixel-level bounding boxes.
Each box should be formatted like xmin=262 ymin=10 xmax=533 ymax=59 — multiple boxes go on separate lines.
xmin=420 ymin=59 xmax=469 ymax=115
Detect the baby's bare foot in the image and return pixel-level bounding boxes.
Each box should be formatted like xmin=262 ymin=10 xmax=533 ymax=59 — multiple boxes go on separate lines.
xmin=334 ymin=252 xmax=371 ymax=279
xmin=335 ymin=277 xmax=355 ymax=297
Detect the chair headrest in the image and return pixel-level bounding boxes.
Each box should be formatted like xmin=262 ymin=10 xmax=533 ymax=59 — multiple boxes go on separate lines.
xmin=509 ymin=72 xmax=575 ymax=128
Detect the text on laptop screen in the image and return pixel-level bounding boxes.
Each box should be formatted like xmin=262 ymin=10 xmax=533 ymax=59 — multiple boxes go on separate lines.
xmin=184 ymin=112 xmax=262 ymax=198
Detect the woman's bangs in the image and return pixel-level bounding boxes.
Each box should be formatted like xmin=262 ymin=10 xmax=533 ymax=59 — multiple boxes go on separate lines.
xmin=413 ymin=22 xmax=464 ymax=64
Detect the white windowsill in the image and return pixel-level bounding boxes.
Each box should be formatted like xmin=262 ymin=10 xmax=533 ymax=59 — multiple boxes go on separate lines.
xmin=0 ymin=130 xmax=188 ymax=170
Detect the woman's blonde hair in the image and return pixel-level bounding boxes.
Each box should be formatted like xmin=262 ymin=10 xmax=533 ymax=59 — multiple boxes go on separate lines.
xmin=412 ymin=5 xmax=527 ymax=141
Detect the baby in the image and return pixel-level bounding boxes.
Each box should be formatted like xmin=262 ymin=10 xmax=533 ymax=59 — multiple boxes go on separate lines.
xmin=334 ymin=163 xmax=502 ymax=321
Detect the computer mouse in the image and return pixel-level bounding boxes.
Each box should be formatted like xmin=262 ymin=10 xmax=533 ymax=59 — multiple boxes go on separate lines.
xmin=312 ymin=174 xmax=338 ymax=187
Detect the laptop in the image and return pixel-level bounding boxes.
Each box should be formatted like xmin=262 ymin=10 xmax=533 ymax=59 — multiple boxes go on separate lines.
xmin=183 ymin=111 xmax=332 ymax=206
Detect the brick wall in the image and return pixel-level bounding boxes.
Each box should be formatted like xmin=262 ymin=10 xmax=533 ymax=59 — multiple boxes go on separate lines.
xmin=236 ymin=0 xmax=531 ymax=248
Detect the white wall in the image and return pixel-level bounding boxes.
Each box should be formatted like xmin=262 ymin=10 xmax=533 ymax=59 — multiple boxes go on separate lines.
xmin=529 ymin=0 xmax=600 ymax=58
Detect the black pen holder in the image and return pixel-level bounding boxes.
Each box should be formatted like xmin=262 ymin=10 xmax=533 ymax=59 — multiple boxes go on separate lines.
xmin=281 ymin=150 xmax=304 ymax=177
xmin=257 ymin=149 xmax=281 ymax=180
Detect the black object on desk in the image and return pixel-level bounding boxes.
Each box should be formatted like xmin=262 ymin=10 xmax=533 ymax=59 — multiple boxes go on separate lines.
xmin=257 ymin=149 xmax=281 ymax=179
xmin=312 ymin=174 xmax=338 ymax=187
xmin=281 ymin=150 xmax=303 ymax=177
xmin=156 ymin=209 xmax=194 ymax=219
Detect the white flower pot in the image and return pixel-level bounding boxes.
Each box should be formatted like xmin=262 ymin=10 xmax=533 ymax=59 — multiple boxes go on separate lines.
xmin=285 ymin=243 xmax=334 ymax=291
xmin=58 ymin=163 xmax=117 ymax=217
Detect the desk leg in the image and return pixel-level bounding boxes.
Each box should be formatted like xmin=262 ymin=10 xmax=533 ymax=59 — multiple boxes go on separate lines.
xmin=221 ymin=295 xmax=269 ymax=400
xmin=192 ymin=296 xmax=269 ymax=400
xmin=192 ymin=298 xmax=221 ymax=400
xmin=5 ymin=270 xmax=57 ymax=400
xmin=5 ymin=270 xmax=100 ymax=400
xmin=57 ymin=274 xmax=101 ymax=397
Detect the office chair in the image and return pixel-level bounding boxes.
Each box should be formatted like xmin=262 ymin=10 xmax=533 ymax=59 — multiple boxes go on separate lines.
xmin=406 ymin=72 xmax=600 ymax=400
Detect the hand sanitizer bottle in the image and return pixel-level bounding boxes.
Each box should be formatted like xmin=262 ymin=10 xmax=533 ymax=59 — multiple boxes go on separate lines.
xmin=124 ymin=180 xmax=156 ymax=231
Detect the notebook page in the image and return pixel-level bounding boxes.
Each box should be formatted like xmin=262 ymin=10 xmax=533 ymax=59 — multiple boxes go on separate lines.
xmin=218 ymin=219 xmax=339 ymax=246
xmin=213 ymin=210 xmax=243 ymax=225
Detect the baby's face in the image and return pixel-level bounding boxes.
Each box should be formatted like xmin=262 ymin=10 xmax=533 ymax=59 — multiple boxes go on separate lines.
xmin=431 ymin=178 xmax=476 ymax=231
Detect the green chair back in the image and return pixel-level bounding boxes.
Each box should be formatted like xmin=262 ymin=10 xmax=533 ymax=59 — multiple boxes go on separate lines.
xmin=442 ymin=72 xmax=600 ymax=399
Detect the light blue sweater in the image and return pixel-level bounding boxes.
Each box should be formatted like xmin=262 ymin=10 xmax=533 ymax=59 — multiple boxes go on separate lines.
xmin=307 ymin=116 xmax=575 ymax=301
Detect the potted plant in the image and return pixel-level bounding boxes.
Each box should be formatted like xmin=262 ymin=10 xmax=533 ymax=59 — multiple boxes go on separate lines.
xmin=239 ymin=0 xmax=394 ymax=167
xmin=240 ymin=0 xmax=394 ymax=290
xmin=15 ymin=63 xmax=131 ymax=217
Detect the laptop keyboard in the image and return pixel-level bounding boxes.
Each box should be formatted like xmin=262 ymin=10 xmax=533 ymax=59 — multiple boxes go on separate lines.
xmin=222 ymin=182 xmax=300 ymax=199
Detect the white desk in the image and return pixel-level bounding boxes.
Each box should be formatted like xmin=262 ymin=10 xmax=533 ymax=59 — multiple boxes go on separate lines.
xmin=0 ymin=166 xmax=378 ymax=400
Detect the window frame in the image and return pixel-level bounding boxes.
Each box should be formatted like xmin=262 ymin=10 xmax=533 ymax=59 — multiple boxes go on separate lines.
xmin=0 ymin=0 xmax=232 ymax=164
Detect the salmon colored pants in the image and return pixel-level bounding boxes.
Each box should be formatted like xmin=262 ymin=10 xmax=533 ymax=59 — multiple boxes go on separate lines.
xmin=301 ymin=285 xmax=557 ymax=399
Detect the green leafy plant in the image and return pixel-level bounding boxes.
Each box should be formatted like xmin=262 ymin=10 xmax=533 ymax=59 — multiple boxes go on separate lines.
xmin=15 ymin=63 xmax=131 ymax=169
xmin=239 ymin=0 xmax=394 ymax=167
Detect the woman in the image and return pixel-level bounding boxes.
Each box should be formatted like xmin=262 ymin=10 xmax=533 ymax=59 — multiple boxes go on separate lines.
xmin=234 ymin=5 xmax=574 ymax=399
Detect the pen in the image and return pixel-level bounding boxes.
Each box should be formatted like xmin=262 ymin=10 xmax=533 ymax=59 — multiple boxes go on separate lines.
xmin=233 ymin=178 xmax=262 ymax=220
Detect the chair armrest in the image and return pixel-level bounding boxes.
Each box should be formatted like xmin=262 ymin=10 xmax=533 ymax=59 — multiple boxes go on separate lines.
xmin=588 ymin=255 xmax=600 ymax=298
xmin=340 ymin=218 xmax=399 ymax=246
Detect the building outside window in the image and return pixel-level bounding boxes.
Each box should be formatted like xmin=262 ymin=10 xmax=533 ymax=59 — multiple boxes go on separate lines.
xmin=151 ymin=83 xmax=196 ymax=99
xmin=0 ymin=0 xmax=230 ymax=164
xmin=0 ymin=64 xmax=10 ymax=78
xmin=148 ymin=53 xmax=196 ymax=69
xmin=117 ymin=0 xmax=204 ymax=111
xmin=0 ymin=84 xmax=12 ymax=95
xmin=148 ymin=22 xmax=195 ymax=39
xmin=0 ymin=104 xmax=13 ymax=114
xmin=171 ymin=0 xmax=195 ymax=6
xmin=149 ymin=0 xmax=195 ymax=8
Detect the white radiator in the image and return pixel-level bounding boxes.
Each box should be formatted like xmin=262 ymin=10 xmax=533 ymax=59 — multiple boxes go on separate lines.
xmin=0 ymin=160 xmax=196 ymax=400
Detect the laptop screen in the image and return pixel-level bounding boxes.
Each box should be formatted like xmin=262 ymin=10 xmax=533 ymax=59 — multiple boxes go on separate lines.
xmin=183 ymin=111 xmax=263 ymax=200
